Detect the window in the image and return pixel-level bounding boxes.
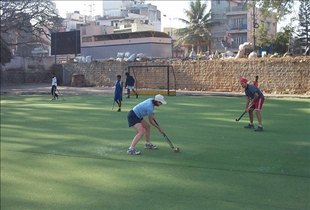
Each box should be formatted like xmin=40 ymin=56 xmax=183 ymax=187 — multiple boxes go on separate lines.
xmin=235 ymin=37 xmax=244 ymax=45
xmin=267 ymin=21 xmax=271 ymax=30
xmin=234 ymin=18 xmax=243 ymax=25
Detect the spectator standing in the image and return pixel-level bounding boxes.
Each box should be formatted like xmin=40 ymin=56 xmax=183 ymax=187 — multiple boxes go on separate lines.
xmin=253 ymin=76 xmax=259 ymax=87
xmin=125 ymin=72 xmax=138 ymax=98
xmin=51 ymin=73 xmax=58 ymax=100
xmin=114 ymin=75 xmax=123 ymax=112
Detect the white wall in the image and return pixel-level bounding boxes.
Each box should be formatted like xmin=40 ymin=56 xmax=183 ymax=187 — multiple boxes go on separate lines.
xmin=1 ymin=56 xmax=55 ymax=71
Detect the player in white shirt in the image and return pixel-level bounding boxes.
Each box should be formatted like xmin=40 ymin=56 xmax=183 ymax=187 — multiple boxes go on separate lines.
xmin=51 ymin=73 xmax=58 ymax=100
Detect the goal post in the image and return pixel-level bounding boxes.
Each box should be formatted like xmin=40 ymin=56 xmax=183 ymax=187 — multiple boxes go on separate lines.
xmin=127 ymin=65 xmax=176 ymax=96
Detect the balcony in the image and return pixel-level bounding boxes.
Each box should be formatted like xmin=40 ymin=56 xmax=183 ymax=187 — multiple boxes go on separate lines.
xmin=226 ymin=6 xmax=247 ymax=15
xmin=82 ymin=36 xmax=92 ymax=43
xmin=227 ymin=24 xmax=247 ymax=32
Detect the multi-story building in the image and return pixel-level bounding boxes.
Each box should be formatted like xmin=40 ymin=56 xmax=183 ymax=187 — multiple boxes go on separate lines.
xmin=210 ymin=0 xmax=277 ymax=53
xmin=80 ymin=31 xmax=171 ymax=60
xmin=100 ymin=0 xmax=161 ymax=32
xmin=78 ymin=0 xmax=169 ymax=59
xmin=96 ymin=14 xmax=155 ymax=34
xmin=64 ymin=11 xmax=92 ymax=31
xmin=57 ymin=0 xmax=170 ymax=59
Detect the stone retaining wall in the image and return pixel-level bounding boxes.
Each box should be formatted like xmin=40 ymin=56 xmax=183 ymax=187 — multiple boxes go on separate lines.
xmin=1 ymin=57 xmax=309 ymax=94
xmin=0 ymin=56 xmax=54 ymax=84
xmin=59 ymin=57 xmax=310 ymax=94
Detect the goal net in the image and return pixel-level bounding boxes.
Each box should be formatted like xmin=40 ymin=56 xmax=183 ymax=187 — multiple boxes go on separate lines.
xmin=127 ymin=65 xmax=176 ymax=96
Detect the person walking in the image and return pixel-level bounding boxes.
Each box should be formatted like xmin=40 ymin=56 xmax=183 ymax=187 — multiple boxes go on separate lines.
xmin=51 ymin=73 xmax=58 ymax=100
xmin=126 ymin=94 xmax=167 ymax=155
xmin=114 ymin=75 xmax=123 ymax=112
xmin=125 ymin=72 xmax=138 ymax=98
xmin=240 ymin=77 xmax=265 ymax=131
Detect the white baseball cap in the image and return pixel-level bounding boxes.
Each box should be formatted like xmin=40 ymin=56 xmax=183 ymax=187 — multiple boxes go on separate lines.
xmin=154 ymin=94 xmax=167 ymax=105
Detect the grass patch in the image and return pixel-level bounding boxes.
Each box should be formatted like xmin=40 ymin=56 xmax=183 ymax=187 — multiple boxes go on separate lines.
xmin=1 ymin=94 xmax=310 ymax=210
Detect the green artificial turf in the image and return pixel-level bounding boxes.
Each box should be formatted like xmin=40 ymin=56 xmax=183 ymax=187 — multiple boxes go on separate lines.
xmin=1 ymin=94 xmax=309 ymax=210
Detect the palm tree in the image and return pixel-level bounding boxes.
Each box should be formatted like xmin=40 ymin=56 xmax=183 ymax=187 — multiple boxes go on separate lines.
xmin=174 ymin=0 xmax=220 ymax=53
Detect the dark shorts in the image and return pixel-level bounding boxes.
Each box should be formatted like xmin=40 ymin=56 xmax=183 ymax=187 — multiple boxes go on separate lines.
xmin=114 ymin=91 xmax=122 ymax=101
xmin=127 ymin=110 xmax=142 ymax=127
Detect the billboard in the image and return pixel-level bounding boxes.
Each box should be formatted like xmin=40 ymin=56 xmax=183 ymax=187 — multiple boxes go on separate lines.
xmin=51 ymin=30 xmax=80 ymax=55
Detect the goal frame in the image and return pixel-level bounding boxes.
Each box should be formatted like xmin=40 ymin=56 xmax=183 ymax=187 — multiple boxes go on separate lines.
xmin=127 ymin=65 xmax=175 ymax=96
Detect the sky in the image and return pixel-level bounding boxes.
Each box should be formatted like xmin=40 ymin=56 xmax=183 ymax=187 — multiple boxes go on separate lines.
xmin=52 ymin=0 xmax=190 ymax=29
xmin=52 ymin=0 xmax=299 ymax=32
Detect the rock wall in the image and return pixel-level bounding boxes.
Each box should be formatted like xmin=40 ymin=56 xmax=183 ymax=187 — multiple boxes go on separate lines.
xmin=1 ymin=56 xmax=54 ymax=84
xmin=1 ymin=56 xmax=310 ymax=95
xmin=59 ymin=57 xmax=310 ymax=94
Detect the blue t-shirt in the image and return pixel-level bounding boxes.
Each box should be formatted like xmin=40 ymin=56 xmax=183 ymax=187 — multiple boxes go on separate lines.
xmin=132 ymin=98 xmax=154 ymax=119
xmin=115 ymin=80 xmax=122 ymax=93
xmin=114 ymin=80 xmax=122 ymax=100
xmin=245 ymin=84 xmax=264 ymax=100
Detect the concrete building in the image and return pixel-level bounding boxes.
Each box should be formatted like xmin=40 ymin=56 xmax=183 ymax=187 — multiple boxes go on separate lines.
xmin=94 ymin=14 xmax=156 ymax=34
xmin=58 ymin=1 xmax=169 ymax=60
xmin=210 ymin=0 xmax=277 ymax=53
xmin=99 ymin=0 xmax=161 ymax=32
xmin=80 ymin=31 xmax=171 ymax=60
xmin=64 ymin=11 xmax=91 ymax=31
xmin=60 ymin=1 xmax=162 ymax=35
xmin=80 ymin=23 xmax=114 ymax=37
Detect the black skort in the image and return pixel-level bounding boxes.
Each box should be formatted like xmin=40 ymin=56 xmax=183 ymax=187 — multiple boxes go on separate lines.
xmin=127 ymin=110 xmax=142 ymax=127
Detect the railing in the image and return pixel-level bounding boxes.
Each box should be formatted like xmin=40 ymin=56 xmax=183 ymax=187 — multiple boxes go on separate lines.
xmin=226 ymin=6 xmax=246 ymax=13
xmin=82 ymin=36 xmax=92 ymax=42
xmin=227 ymin=24 xmax=247 ymax=31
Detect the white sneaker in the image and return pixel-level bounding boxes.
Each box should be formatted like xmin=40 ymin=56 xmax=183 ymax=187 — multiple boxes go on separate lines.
xmin=144 ymin=143 xmax=158 ymax=150
xmin=127 ymin=148 xmax=141 ymax=155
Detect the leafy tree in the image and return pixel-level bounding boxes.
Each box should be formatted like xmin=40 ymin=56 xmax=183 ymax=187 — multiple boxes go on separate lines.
xmin=0 ymin=0 xmax=63 ymax=60
xmin=291 ymin=37 xmax=303 ymax=54
xmin=173 ymin=0 xmax=220 ymax=53
xmin=255 ymin=23 xmax=272 ymax=49
xmin=273 ymin=26 xmax=294 ymax=54
xmin=296 ymin=0 xmax=310 ymax=51
xmin=252 ymin=0 xmax=295 ymax=23
xmin=0 ymin=37 xmax=12 ymax=65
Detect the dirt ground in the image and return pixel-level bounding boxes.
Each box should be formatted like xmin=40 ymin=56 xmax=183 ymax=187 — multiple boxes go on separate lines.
xmin=1 ymin=83 xmax=309 ymax=98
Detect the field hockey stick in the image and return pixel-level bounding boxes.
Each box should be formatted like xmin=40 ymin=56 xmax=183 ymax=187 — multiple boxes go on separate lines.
xmin=57 ymin=89 xmax=65 ymax=101
xmin=235 ymin=104 xmax=252 ymax=121
xmin=153 ymin=120 xmax=179 ymax=152
xmin=235 ymin=111 xmax=246 ymax=121
xmin=111 ymin=100 xmax=115 ymax=110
